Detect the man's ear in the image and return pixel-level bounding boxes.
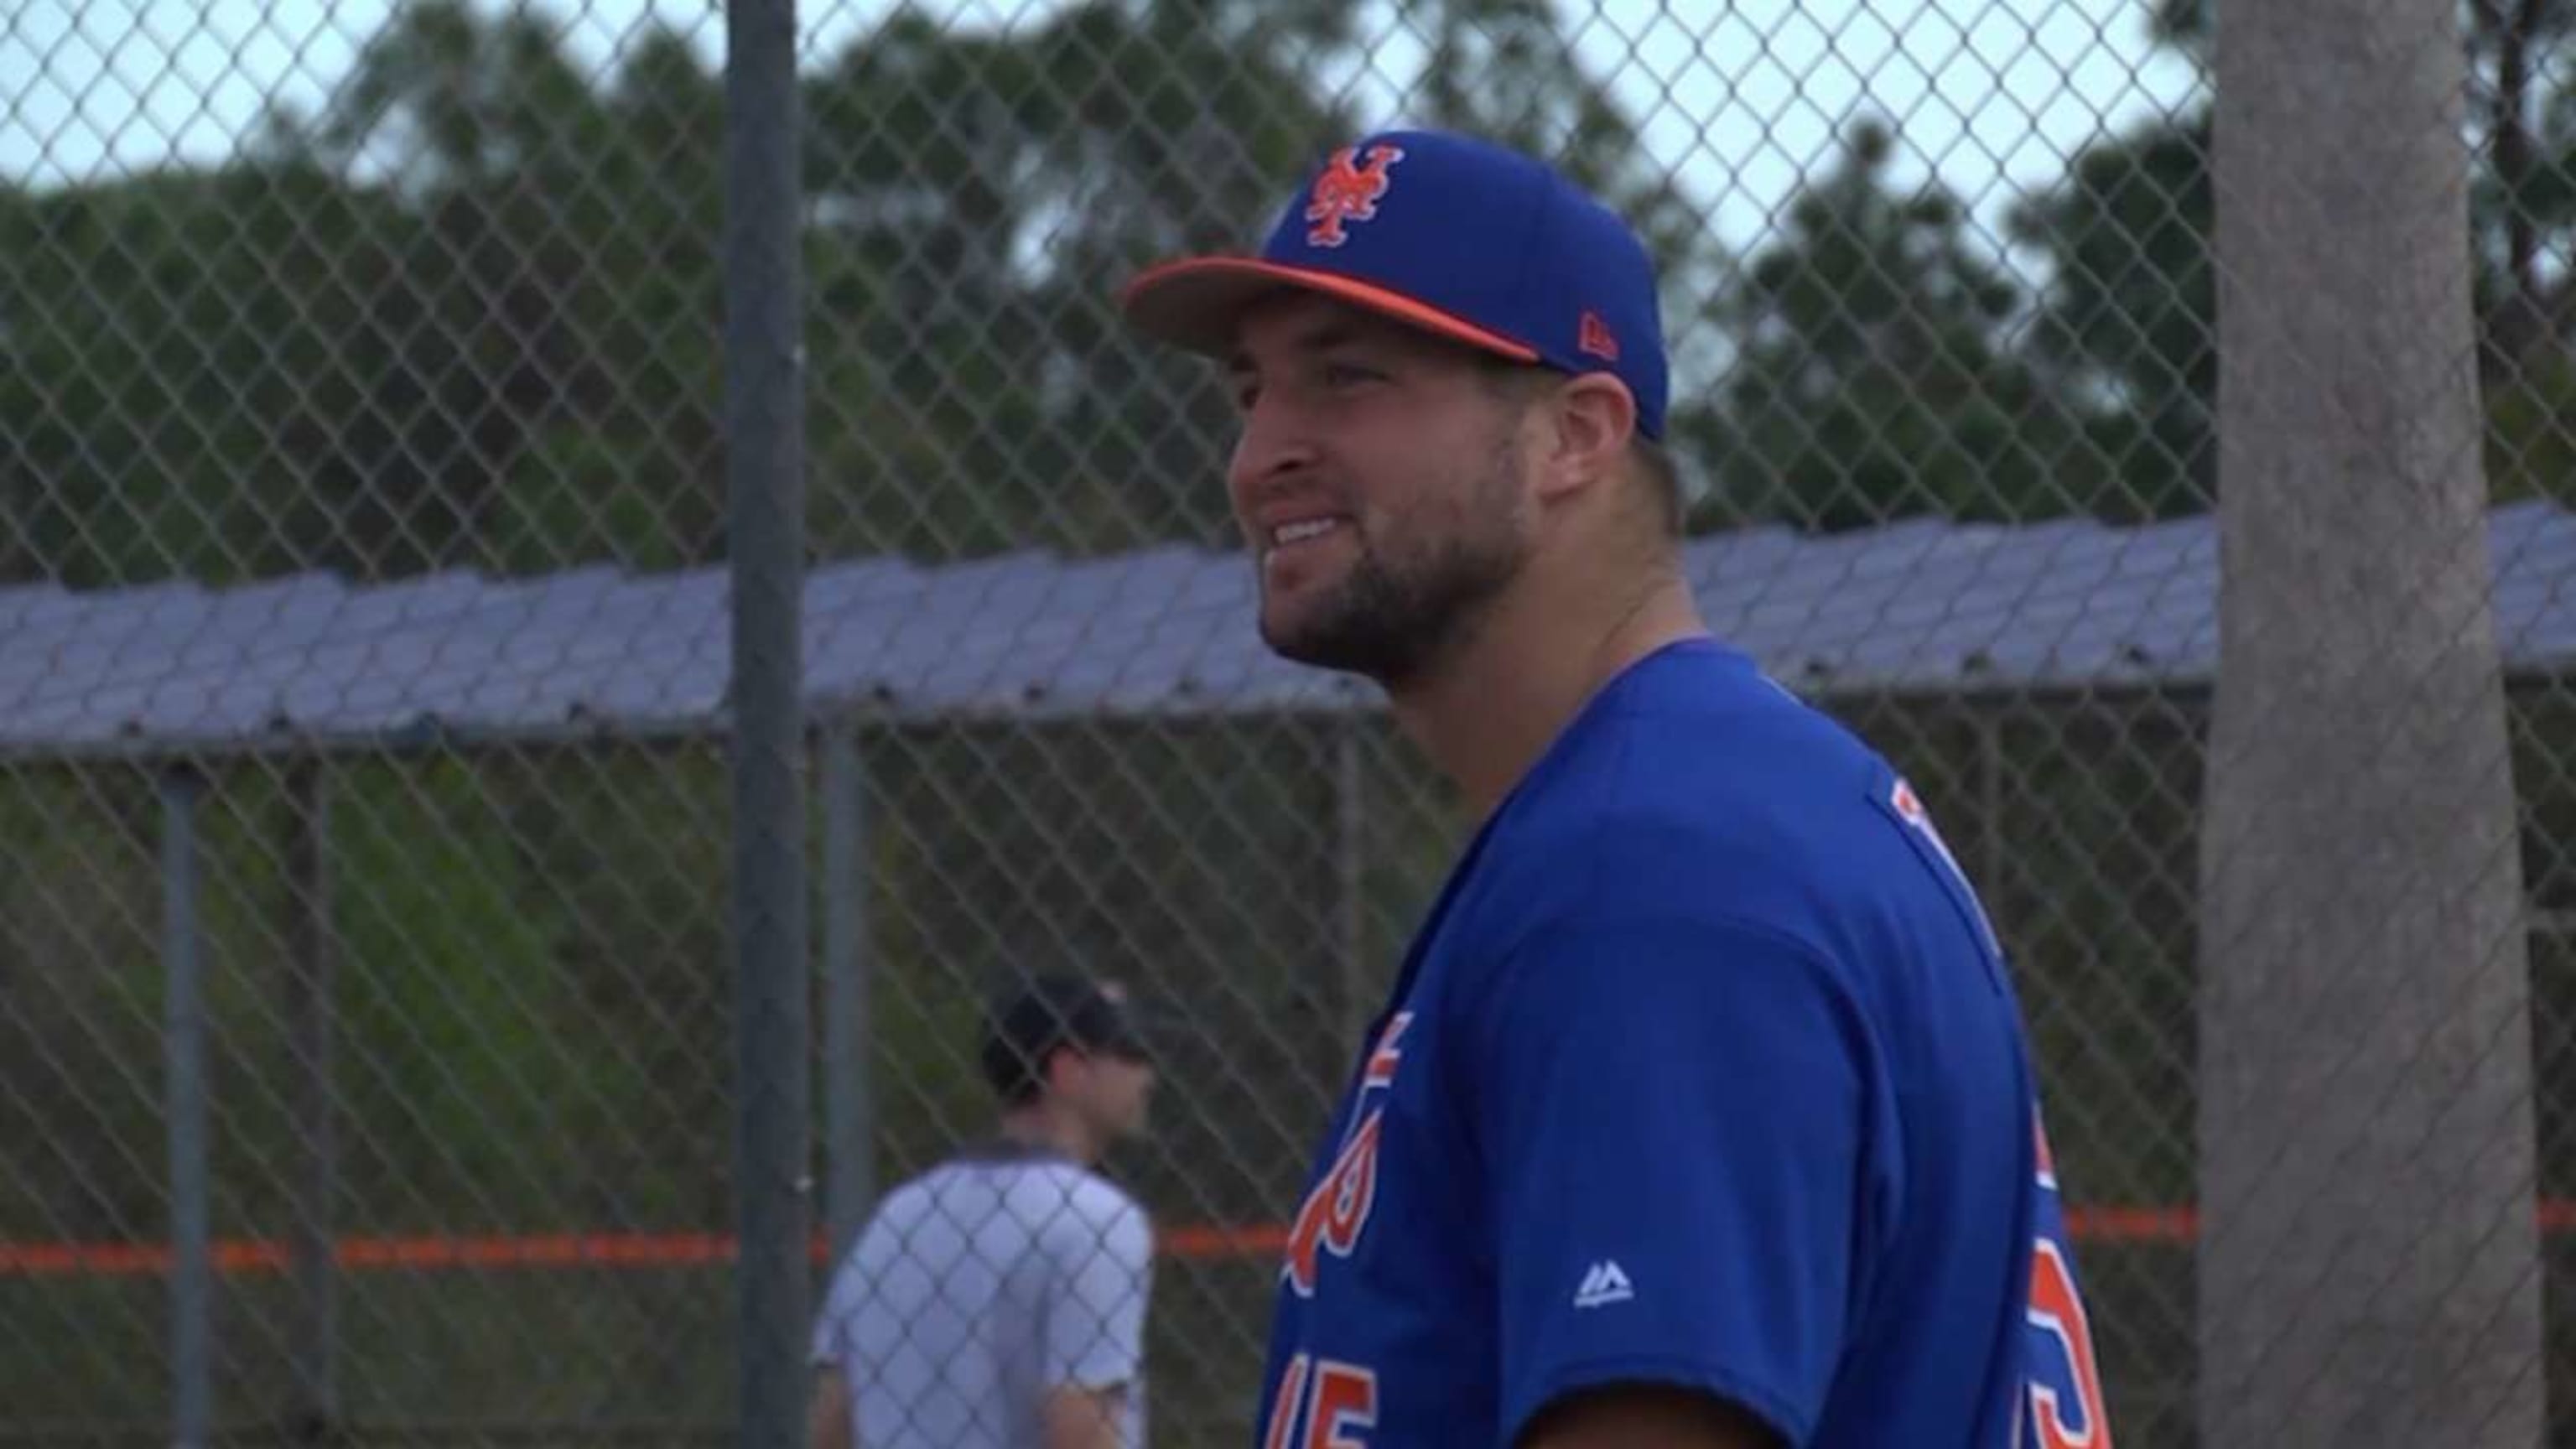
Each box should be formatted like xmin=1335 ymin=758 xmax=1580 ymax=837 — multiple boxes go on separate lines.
xmin=1535 ymin=372 xmax=1639 ymax=505
xmin=1039 ymin=1043 xmax=1082 ymax=1095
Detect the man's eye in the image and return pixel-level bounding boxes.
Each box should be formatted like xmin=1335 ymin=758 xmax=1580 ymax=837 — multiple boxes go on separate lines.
xmin=1232 ymin=382 xmax=1260 ymax=413
xmin=1325 ymin=363 xmax=1382 ymax=387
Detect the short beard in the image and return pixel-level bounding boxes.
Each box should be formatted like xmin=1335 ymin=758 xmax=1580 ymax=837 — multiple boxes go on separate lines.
xmin=1259 ymin=434 xmax=1530 ymax=689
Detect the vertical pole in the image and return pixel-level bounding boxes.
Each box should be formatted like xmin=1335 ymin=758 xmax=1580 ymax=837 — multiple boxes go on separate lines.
xmin=724 ymin=2 xmax=812 ymax=1443
xmin=1336 ymin=723 xmax=1368 ymax=1045
xmin=822 ymin=725 xmax=875 ymax=1263
xmin=163 ymin=766 xmax=211 ymax=1449
xmin=284 ymin=761 xmax=339 ymax=1437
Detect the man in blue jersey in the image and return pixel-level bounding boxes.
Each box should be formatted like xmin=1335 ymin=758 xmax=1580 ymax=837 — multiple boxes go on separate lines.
xmin=1114 ymin=129 xmax=2114 ymax=1448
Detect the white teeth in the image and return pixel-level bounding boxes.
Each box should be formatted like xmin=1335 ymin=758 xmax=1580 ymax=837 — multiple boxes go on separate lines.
xmin=1271 ymin=518 xmax=1342 ymax=547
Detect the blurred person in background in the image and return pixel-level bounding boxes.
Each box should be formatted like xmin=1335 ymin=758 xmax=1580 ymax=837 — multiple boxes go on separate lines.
xmin=808 ymin=974 xmax=1159 ymax=1449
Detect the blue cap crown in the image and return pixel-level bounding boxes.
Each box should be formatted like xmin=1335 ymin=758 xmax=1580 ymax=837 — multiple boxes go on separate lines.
xmin=1123 ymin=129 xmax=1670 ymax=441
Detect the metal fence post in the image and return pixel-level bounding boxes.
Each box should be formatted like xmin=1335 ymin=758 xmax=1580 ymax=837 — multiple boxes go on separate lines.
xmin=822 ymin=724 xmax=875 ymax=1264
xmin=724 ymin=1 xmax=813 ymax=1444
xmin=162 ymin=765 xmax=211 ymax=1449
xmin=284 ymin=761 xmax=339 ymax=1436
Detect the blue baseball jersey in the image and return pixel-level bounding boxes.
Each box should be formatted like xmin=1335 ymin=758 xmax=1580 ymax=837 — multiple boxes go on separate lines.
xmin=1254 ymin=639 xmax=2111 ymax=1449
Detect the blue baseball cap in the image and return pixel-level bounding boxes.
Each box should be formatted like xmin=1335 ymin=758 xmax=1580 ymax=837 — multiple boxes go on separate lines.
xmin=1119 ymin=129 xmax=1670 ymax=440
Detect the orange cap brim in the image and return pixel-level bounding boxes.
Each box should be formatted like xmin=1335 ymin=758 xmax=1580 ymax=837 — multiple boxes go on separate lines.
xmin=1118 ymin=257 xmax=1542 ymax=365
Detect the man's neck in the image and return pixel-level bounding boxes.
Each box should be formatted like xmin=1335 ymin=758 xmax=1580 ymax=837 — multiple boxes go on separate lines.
xmin=1388 ymin=559 xmax=1707 ymax=822
xmin=998 ymin=1107 xmax=1098 ymax=1167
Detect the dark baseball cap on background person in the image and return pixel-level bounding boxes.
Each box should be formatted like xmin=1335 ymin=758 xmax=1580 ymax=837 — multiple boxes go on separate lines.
xmin=980 ymin=974 xmax=1154 ymax=1100
xmin=1116 ymin=127 xmax=1670 ymax=441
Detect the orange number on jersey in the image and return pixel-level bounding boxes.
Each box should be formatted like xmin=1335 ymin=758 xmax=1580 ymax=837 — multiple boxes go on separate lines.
xmin=2028 ymin=1238 xmax=2111 ymax=1447
xmin=1261 ymin=1353 xmax=1379 ymax=1449
xmin=1283 ymin=1111 xmax=1384 ymax=1296
xmin=1262 ymin=1356 xmax=1309 ymax=1449
xmin=2025 ymin=1114 xmax=2114 ymax=1449
xmin=1308 ymin=1361 xmax=1378 ymax=1449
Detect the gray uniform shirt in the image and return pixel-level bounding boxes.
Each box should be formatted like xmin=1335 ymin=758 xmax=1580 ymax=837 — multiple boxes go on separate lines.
xmin=811 ymin=1145 xmax=1154 ymax=1448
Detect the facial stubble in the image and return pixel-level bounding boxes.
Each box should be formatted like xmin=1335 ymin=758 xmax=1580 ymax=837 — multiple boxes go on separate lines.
xmin=1258 ymin=430 xmax=1530 ymax=690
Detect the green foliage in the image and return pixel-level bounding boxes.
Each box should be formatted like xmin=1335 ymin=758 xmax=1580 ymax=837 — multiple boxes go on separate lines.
xmin=2007 ymin=112 xmax=2215 ymax=521
xmin=22 ymin=0 xmax=2576 ymax=576
xmin=1685 ymin=120 xmax=2116 ymax=531
xmin=2012 ymin=0 xmax=2576 ymax=522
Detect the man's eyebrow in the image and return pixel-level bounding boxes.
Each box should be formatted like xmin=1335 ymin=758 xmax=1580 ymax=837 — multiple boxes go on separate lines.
xmin=1227 ymin=319 xmax=1377 ymax=376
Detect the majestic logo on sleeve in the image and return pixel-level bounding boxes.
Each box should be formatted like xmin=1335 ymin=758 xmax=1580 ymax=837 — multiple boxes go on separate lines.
xmin=1282 ymin=1012 xmax=1410 ymax=1296
xmin=1304 ymin=143 xmax=1405 ymax=248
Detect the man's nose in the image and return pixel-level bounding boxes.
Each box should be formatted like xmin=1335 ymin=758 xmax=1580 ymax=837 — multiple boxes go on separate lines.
xmin=1228 ymin=394 xmax=1322 ymax=500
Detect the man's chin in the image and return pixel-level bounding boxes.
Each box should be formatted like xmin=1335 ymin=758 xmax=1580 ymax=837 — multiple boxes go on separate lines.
xmin=1259 ymin=611 xmax=1378 ymax=678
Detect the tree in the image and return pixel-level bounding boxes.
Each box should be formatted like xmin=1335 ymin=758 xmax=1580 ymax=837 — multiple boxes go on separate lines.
xmin=2007 ymin=111 xmax=2215 ymax=519
xmin=797 ymin=0 xmax=1363 ymax=558
xmin=2024 ymin=0 xmax=2576 ymax=517
xmin=296 ymin=0 xmax=698 ymax=575
xmin=0 ymin=164 xmax=438 ymax=583
xmin=1684 ymin=119 xmax=2105 ymax=531
xmin=2199 ymin=2 xmax=2542 ymax=1444
xmin=2169 ymin=0 xmax=2576 ymax=361
xmin=3 ymin=0 xmax=1722 ymax=583
xmin=793 ymin=0 xmax=1734 ymax=557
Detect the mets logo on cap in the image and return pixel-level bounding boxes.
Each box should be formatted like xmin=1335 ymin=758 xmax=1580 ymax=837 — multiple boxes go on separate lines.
xmin=1304 ymin=143 xmax=1405 ymax=248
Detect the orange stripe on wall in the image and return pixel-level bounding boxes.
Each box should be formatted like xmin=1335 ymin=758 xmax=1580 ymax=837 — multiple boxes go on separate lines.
xmin=2062 ymin=1204 xmax=2199 ymax=1244
xmin=0 ymin=1203 xmax=2551 ymax=1279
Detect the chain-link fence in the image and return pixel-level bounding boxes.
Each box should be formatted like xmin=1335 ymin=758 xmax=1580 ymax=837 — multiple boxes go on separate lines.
xmin=6 ymin=0 xmax=2574 ymax=1446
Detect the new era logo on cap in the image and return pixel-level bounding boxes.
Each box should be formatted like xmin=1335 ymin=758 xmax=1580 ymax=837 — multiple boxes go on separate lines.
xmin=1579 ymin=310 xmax=1619 ymax=361
xmin=1118 ymin=128 xmax=1670 ymax=441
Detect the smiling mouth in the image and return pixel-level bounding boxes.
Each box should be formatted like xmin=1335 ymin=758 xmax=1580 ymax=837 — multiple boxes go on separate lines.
xmin=1266 ymin=517 xmax=1346 ymax=552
